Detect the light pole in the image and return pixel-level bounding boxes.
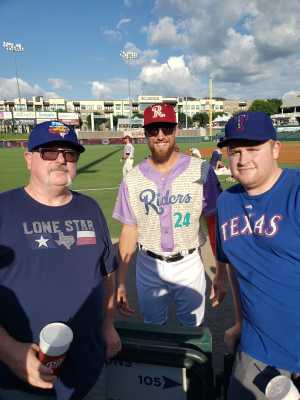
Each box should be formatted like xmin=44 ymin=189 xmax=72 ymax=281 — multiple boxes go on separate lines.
xmin=185 ymin=96 xmax=188 ymax=129
xmin=2 ymin=41 xmax=24 ymax=107
xmin=120 ymin=50 xmax=138 ymax=131
xmin=208 ymin=76 xmax=213 ymax=141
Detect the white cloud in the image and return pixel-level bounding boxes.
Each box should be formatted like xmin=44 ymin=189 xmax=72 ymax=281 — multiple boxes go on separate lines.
xmin=102 ymin=17 xmax=131 ymax=41
xmin=9 ymin=0 xmax=298 ymax=101
xmin=102 ymin=29 xmax=121 ymax=40
xmin=101 ymin=78 xmax=129 ymax=98
xmin=48 ymin=78 xmax=72 ymax=91
xmin=149 ymin=0 xmax=256 ymax=52
xmin=137 ymin=0 xmax=300 ymax=99
xmin=117 ymin=18 xmax=131 ymax=29
xmin=139 ymin=56 xmax=200 ymax=97
xmin=249 ymin=0 xmax=300 ymax=61
xmin=0 ymin=77 xmax=58 ymax=100
xmin=89 ymin=78 xmax=141 ymax=100
xmin=90 ymin=81 xmax=112 ymax=98
xmin=145 ymin=17 xmax=188 ymax=47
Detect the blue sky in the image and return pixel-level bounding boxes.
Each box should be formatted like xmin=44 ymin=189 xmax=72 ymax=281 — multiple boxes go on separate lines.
xmin=1 ymin=0 xmax=300 ymax=101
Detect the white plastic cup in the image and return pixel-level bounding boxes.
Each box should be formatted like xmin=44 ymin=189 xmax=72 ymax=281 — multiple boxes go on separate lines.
xmin=265 ymin=375 xmax=300 ymax=400
xmin=39 ymin=322 xmax=73 ymax=376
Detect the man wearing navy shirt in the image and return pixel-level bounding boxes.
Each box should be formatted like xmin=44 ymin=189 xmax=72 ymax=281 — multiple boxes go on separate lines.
xmin=213 ymin=112 xmax=300 ymax=399
xmin=0 ymin=121 xmax=121 ymax=400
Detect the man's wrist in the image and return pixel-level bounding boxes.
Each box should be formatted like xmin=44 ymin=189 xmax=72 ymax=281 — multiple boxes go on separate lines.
xmin=215 ymin=261 xmax=227 ymax=278
xmin=0 ymin=329 xmax=17 ymax=365
xmin=102 ymin=316 xmax=115 ymax=330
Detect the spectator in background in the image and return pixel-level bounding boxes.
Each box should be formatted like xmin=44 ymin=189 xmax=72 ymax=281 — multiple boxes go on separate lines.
xmin=210 ymin=147 xmax=223 ymax=170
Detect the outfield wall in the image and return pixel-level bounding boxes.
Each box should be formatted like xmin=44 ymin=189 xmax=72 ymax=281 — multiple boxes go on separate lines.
xmin=1 ymin=131 xmax=300 ymax=149
xmin=0 ymin=135 xmax=218 ymax=149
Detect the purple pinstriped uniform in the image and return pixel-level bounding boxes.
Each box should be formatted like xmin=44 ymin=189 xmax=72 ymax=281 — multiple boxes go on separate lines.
xmin=113 ymin=154 xmax=221 ymax=326
xmin=114 ymin=155 xmax=221 ymax=253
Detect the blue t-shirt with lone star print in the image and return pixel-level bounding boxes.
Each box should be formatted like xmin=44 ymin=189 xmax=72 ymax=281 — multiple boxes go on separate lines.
xmin=0 ymin=188 xmax=117 ymax=400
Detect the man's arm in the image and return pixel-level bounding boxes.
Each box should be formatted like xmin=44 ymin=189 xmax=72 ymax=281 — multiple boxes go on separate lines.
xmin=204 ymin=214 xmax=227 ymax=307
xmin=102 ymin=272 xmax=122 ymax=360
xmin=210 ymin=257 xmax=227 ymax=307
xmin=0 ymin=326 xmax=55 ymax=389
xmin=117 ymin=223 xmax=138 ymax=316
xmin=205 ymin=214 xmax=216 ymax=256
xmin=224 ymin=264 xmax=243 ymax=353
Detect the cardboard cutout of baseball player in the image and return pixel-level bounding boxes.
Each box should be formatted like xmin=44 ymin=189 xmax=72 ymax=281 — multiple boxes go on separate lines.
xmin=113 ymin=104 xmax=226 ymax=326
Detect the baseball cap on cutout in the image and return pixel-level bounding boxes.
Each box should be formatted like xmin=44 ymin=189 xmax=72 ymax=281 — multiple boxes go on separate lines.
xmin=143 ymin=103 xmax=177 ymax=127
xmin=28 ymin=121 xmax=85 ymax=153
xmin=218 ymin=111 xmax=277 ymax=148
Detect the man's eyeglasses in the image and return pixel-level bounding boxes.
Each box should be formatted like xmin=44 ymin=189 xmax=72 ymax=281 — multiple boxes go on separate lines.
xmin=35 ymin=148 xmax=80 ymax=163
xmin=145 ymin=125 xmax=175 ymax=137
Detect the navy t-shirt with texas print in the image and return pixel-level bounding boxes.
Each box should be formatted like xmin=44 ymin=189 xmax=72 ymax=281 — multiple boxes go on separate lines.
xmin=0 ymin=188 xmax=117 ymax=400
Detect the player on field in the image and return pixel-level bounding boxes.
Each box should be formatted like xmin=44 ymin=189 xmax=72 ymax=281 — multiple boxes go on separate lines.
xmin=113 ymin=103 xmax=226 ymax=327
xmin=214 ymin=112 xmax=300 ymax=399
xmin=122 ymin=133 xmax=135 ymax=177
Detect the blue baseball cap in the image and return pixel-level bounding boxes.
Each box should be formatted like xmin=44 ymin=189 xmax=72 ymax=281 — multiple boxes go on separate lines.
xmin=28 ymin=121 xmax=85 ymax=153
xmin=218 ymin=111 xmax=277 ymax=148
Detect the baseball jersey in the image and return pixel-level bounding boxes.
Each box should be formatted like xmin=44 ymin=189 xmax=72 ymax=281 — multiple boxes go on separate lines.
xmin=216 ymin=169 xmax=300 ymax=372
xmin=113 ymin=154 xmax=221 ymax=254
xmin=0 ymin=189 xmax=116 ymax=399
xmin=123 ymin=143 xmax=134 ymax=159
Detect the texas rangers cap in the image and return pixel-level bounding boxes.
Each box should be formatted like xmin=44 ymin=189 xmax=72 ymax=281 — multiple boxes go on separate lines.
xmin=218 ymin=111 xmax=277 ymax=148
xmin=28 ymin=121 xmax=85 ymax=153
xmin=143 ymin=103 xmax=177 ymax=127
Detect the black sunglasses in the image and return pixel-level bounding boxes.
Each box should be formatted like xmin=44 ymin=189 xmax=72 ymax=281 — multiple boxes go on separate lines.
xmin=145 ymin=125 xmax=176 ymax=137
xmin=36 ymin=148 xmax=80 ymax=163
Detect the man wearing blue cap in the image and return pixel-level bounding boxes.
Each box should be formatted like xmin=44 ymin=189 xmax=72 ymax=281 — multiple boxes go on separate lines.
xmin=0 ymin=121 xmax=121 ymax=400
xmin=213 ymin=111 xmax=300 ymax=399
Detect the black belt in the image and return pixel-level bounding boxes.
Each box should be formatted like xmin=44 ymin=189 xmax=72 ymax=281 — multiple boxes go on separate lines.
xmin=140 ymin=246 xmax=196 ymax=263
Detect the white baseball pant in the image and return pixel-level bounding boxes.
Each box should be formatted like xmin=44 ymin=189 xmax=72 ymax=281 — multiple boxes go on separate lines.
xmin=136 ymin=250 xmax=206 ymax=327
xmin=122 ymin=158 xmax=134 ymax=177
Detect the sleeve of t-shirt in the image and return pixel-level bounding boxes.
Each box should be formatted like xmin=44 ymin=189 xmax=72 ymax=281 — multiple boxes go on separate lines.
xmin=216 ymin=205 xmax=229 ymax=263
xmin=112 ymin=180 xmax=137 ymax=225
xmin=97 ymin=206 xmax=118 ymax=276
xmin=202 ymin=166 xmax=222 ymax=216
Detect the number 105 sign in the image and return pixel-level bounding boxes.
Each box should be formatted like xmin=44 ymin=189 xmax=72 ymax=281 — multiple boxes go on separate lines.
xmin=106 ymin=360 xmax=187 ymax=400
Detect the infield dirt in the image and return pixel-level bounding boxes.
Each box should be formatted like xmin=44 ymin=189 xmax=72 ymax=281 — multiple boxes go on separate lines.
xmin=197 ymin=142 xmax=300 ymax=166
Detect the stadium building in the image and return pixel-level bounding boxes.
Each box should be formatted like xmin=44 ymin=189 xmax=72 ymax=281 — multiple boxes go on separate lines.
xmin=0 ymin=95 xmax=250 ymax=133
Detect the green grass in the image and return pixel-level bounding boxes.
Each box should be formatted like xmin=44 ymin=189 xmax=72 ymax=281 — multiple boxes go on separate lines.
xmin=0 ymin=133 xmax=29 ymax=140
xmin=1 ymin=143 xmax=298 ymax=238
xmin=0 ymin=143 xmax=204 ymax=237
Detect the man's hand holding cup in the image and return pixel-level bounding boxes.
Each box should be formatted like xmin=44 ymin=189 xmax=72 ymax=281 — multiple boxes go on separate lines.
xmin=39 ymin=322 xmax=73 ymax=376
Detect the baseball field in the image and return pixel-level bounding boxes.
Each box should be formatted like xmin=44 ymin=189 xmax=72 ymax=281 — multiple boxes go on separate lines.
xmin=1 ymin=141 xmax=299 ymax=237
